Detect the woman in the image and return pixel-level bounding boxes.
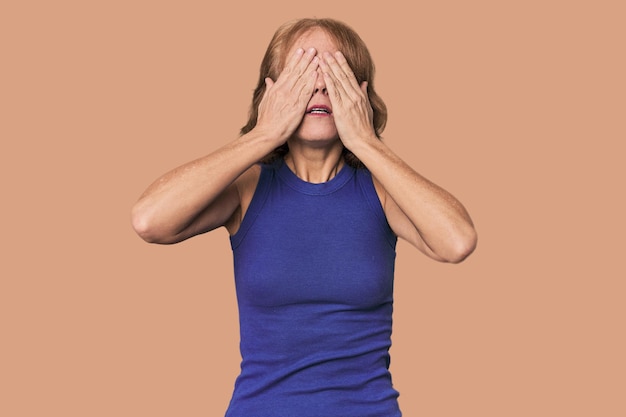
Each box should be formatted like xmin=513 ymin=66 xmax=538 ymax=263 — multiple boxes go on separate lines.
xmin=132 ymin=18 xmax=476 ymax=417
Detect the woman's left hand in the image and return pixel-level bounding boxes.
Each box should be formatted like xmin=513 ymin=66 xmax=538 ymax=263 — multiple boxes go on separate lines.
xmin=320 ymin=51 xmax=377 ymax=150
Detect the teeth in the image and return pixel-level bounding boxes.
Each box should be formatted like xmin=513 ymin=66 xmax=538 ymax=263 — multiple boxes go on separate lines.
xmin=310 ymin=108 xmax=329 ymax=114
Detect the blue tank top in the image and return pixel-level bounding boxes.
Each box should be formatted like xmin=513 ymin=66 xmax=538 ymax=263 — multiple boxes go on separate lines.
xmin=226 ymin=160 xmax=401 ymax=417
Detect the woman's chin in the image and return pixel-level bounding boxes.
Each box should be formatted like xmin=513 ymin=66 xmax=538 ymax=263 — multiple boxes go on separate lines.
xmin=291 ymin=128 xmax=339 ymax=145
xmin=292 ymin=118 xmax=339 ymax=142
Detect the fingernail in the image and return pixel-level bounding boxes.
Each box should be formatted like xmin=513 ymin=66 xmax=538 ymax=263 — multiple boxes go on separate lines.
xmin=308 ymin=47 xmax=316 ymax=54
xmin=296 ymin=48 xmax=304 ymax=55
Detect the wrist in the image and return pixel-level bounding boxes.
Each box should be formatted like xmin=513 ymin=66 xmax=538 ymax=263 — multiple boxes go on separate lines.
xmin=341 ymin=131 xmax=380 ymax=155
xmin=246 ymin=126 xmax=287 ymax=149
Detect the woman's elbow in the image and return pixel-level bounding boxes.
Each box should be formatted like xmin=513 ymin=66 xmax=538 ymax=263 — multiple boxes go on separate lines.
xmin=445 ymin=228 xmax=478 ymax=264
xmin=131 ymin=203 xmax=173 ymax=244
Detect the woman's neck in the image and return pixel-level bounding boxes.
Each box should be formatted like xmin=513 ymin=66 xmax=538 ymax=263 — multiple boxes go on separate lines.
xmin=283 ymin=141 xmax=345 ymax=183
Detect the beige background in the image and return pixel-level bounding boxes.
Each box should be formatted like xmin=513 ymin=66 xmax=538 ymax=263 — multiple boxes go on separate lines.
xmin=2 ymin=0 xmax=624 ymax=416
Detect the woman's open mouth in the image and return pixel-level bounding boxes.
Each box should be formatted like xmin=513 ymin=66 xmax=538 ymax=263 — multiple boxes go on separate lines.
xmin=306 ymin=105 xmax=332 ymax=116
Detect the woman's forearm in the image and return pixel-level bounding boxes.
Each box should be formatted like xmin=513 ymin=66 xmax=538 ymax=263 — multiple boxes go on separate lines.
xmin=132 ymin=48 xmax=321 ymax=244
xmin=131 ymin=130 xmax=277 ymax=243
xmin=352 ymin=136 xmax=477 ymax=262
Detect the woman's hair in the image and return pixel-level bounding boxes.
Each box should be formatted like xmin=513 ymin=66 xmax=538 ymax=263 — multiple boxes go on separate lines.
xmin=241 ymin=18 xmax=387 ymax=168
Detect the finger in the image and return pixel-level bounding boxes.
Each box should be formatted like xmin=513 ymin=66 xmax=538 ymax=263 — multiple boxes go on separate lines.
xmin=333 ymin=51 xmax=360 ymax=88
xmin=324 ymin=51 xmax=358 ymax=90
xmin=292 ymin=48 xmax=319 ymax=90
xmin=321 ymin=51 xmax=356 ymax=100
xmin=319 ymin=56 xmax=342 ymax=104
xmin=360 ymin=81 xmax=368 ymax=95
xmin=300 ymin=47 xmax=318 ymax=68
xmin=295 ymin=57 xmax=320 ymax=103
xmin=361 ymin=81 xmax=374 ymax=117
xmin=281 ymin=47 xmax=317 ymax=86
xmin=281 ymin=47 xmax=305 ymax=77
xmin=320 ymin=52 xmax=349 ymax=98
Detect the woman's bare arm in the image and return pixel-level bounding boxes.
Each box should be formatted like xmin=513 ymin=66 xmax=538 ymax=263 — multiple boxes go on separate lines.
xmin=131 ymin=47 xmax=321 ymax=244
xmin=320 ymin=51 xmax=477 ymax=263
xmin=131 ymin=133 xmax=272 ymax=244
xmin=365 ymin=144 xmax=476 ymax=263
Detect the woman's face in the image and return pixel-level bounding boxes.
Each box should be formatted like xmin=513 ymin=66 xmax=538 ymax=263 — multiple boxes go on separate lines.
xmin=286 ymin=28 xmax=339 ymax=144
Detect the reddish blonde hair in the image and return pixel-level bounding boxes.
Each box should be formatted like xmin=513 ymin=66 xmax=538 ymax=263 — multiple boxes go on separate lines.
xmin=241 ymin=18 xmax=387 ymax=168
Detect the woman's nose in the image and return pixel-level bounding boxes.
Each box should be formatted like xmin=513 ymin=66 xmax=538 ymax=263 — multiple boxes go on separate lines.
xmin=313 ymin=69 xmax=327 ymax=95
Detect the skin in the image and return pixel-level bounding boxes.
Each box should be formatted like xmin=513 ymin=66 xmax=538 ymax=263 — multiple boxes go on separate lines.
xmin=131 ymin=28 xmax=477 ymax=263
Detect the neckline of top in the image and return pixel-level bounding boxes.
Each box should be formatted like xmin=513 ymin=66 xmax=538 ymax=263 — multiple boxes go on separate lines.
xmin=276 ymin=159 xmax=355 ymax=195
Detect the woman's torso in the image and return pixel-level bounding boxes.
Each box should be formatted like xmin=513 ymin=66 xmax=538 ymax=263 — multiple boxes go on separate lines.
xmin=226 ymin=160 xmax=401 ymax=417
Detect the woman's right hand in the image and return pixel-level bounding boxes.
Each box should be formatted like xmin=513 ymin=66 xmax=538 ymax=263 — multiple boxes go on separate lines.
xmin=254 ymin=47 xmax=319 ymax=144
